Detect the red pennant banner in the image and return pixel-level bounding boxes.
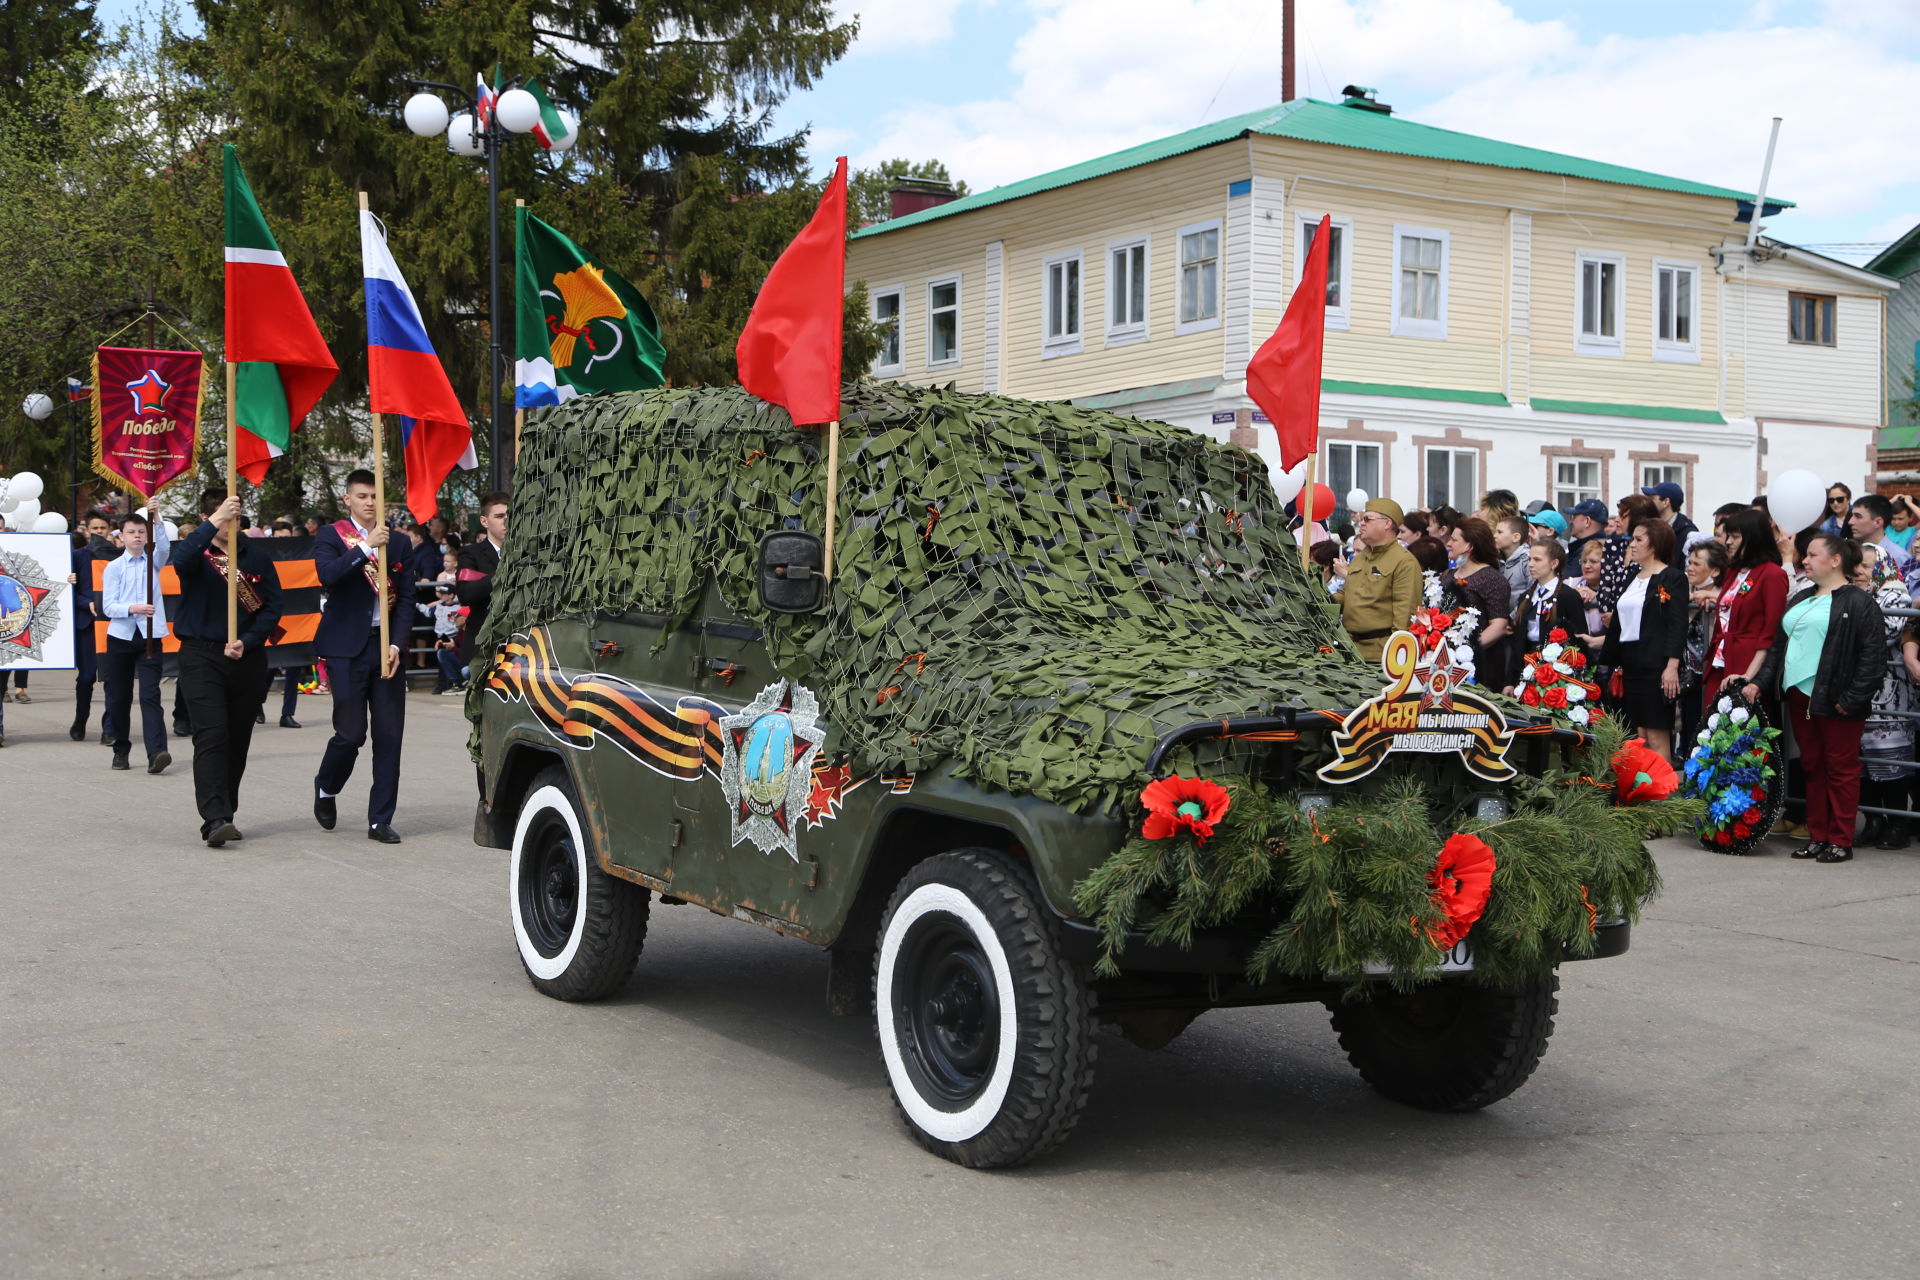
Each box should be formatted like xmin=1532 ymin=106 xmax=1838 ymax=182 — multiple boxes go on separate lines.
xmin=91 ymin=345 xmax=204 ymax=501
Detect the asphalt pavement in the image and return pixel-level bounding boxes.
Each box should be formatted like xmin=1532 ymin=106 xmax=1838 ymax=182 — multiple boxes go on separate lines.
xmin=2 ymin=685 xmax=1916 ymax=1279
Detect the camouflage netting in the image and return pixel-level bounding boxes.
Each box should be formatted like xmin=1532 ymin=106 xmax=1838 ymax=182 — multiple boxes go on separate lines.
xmin=473 ymin=382 xmax=1387 ymax=813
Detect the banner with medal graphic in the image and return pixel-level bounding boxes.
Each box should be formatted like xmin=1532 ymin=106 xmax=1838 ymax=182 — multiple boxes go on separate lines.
xmin=1318 ymin=630 xmax=1517 ymax=785
xmin=90 ymin=346 xmax=205 ymax=501
xmin=0 ymin=532 xmax=76 ymax=671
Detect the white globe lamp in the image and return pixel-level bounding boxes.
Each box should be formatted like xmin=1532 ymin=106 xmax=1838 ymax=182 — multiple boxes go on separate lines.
xmin=494 ymin=87 xmax=541 ymax=135
xmin=404 ymin=92 xmax=450 ymax=139
xmin=549 ymin=110 xmax=579 ymax=152
xmin=447 ymin=111 xmax=485 ymax=157
xmin=21 ymin=392 xmax=54 ymax=421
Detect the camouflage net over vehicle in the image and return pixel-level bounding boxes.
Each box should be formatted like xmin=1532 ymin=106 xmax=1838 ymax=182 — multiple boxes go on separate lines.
xmin=474 ymin=381 xmax=1385 ymax=814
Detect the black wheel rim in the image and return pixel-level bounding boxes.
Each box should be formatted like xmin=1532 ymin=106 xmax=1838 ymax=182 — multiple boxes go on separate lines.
xmin=520 ymin=812 xmax=580 ymax=958
xmin=892 ymin=912 xmax=1000 ymax=1110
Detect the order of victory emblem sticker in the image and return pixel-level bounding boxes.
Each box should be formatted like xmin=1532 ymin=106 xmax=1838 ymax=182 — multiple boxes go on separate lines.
xmin=720 ymin=679 xmax=827 ymax=862
xmin=0 ymin=550 xmax=62 ymax=664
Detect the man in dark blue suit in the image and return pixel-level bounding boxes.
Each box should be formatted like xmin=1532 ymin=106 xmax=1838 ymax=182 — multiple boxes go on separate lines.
xmin=312 ymin=469 xmax=412 ymax=843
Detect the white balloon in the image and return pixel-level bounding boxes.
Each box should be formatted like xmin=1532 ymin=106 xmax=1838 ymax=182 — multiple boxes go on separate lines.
xmin=549 ymin=109 xmax=579 ymax=151
xmin=9 ymin=471 xmax=43 ymax=502
xmin=494 ymin=87 xmax=541 ymax=135
xmin=403 ymin=91 xmax=450 ymax=139
xmin=32 ymin=511 xmax=67 ymax=533
xmin=1270 ymin=460 xmax=1306 ymax=505
xmin=1766 ymin=468 xmax=1827 ymax=534
xmin=21 ymin=392 xmax=54 ymax=421
xmin=447 ymin=111 xmax=484 ymax=157
xmin=1346 ymin=488 xmax=1369 ymax=511
xmin=11 ymin=498 xmax=40 ymax=526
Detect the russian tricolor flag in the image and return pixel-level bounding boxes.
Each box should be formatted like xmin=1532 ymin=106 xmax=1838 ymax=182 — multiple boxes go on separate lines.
xmin=361 ymin=209 xmax=476 ymax=522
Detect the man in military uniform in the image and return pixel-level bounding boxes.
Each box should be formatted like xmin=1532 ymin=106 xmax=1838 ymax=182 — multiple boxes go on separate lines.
xmin=1336 ymin=498 xmax=1421 ymax=663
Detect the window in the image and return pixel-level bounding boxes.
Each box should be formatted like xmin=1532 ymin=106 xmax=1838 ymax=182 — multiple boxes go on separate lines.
xmin=1297 ymin=214 xmax=1352 ymax=329
xmin=1641 ymin=462 xmax=1685 ymax=489
xmin=1107 ymin=237 xmax=1148 ymax=343
xmin=1327 ymin=442 xmax=1381 ymax=504
xmin=926 ymin=276 xmax=960 ymax=366
xmin=1043 ymin=251 xmax=1082 ymax=357
xmin=1553 ymin=458 xmax=1603 ymax=509
xmin=1177 ymin=220 xmax=1221 ymax=333
xmin=1576 ymin=252 xmax=1624 ymax=356
xmin=1653 ymin=262 xmax=1698 ymax=362
xmin=870 ymin=288 xmax=903 ymax=375
xmin=1425 ymin=446 xmax=1477 ymax=510
xmin=1392 ymin=226 xmax=1449 ymax=339
xmin=1789 ymin=292 xmax=1836 ymax=346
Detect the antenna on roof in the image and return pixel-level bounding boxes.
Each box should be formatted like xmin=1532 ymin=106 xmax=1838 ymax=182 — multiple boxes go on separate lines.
xmin=1747 ymin=117 xmax=1782 ymax=252
xmin=1282 ymin=0 xmax=1295 ymax=102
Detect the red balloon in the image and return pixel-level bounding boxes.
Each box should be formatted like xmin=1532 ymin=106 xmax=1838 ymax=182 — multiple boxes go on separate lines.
xmin=1302 ymin=483 xmax=1336 ymax=522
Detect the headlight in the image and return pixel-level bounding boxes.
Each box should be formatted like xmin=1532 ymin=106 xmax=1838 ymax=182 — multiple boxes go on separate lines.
xmin=1299 ymin=792 xmax=1334 ymax=815
xmin=1471 ymin=793 xmax=1509 ymax=822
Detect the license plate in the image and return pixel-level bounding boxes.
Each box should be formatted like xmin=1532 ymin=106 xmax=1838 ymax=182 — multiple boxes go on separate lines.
xmin=1357 ymin=940 xmax=1474 ymax=975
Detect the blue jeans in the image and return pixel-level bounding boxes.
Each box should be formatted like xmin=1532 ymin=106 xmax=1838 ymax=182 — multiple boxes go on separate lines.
xmin=434 ymin=645 xmax=468 ymax=689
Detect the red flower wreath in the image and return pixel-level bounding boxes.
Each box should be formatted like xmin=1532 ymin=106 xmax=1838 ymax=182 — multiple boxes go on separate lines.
xmin=1426 ymin=833 xmax=1497 ymax=949
xmin=1610 ymin=737 xmax=1679 ymax=804
xmin=1140 ymin=776 xmax=1232 ymax=844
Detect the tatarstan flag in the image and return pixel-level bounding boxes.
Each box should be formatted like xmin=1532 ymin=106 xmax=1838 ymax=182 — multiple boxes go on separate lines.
xmin=223 ymin=144 xmax=337 ymax=484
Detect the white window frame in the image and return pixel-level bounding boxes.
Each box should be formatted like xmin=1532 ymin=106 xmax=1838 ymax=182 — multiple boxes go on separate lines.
xmin=1425 ymin=445 xmax=1477 ymax=510
xmin=1651 ymin=260 xmax=1700 ymax=363
xmin=870 ymin=285 xmax=904 ymax=376
xmin=1574 ymin=251 xmax=1625 ymax=358
xmin=1641 ymin=461 xmax=1686 ymax=490
xmin=925 ymin=274 xmax=961 ymax=369
xmin=1295 ymin=213 xmax=1352 ymax=331
xmin=1326 ymin=441 xmax=1381 ymax=503
xmin=1042 ymin=250 xmax=1084 ymax=358
xmin=1106 ymin=235 xmax=1150 ymax=346
xmin=1176 ymin=219 xmax=1222 ymax=335
xmin=1553 ymin=457 xmax=1604 ymax=510
xmin=1391 ymin=225 xmax=1449 ymax=340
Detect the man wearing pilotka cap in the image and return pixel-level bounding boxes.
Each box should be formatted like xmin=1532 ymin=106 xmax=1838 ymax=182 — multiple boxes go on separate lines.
xmin=1336 ymin=498 xmax=1421 ymax=663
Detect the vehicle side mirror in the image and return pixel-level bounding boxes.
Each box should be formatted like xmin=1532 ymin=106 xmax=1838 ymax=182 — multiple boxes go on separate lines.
xmin=758 ymin=531 xmax=825 ymax=614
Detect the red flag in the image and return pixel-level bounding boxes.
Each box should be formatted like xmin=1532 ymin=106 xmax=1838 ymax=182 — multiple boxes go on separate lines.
xmin=1247 ymin=213 xmax=1331 ymax=472
xmin=736 ymin=157 xmax=848 ymax=427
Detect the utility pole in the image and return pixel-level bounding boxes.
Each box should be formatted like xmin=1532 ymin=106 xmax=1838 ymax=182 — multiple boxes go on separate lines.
xmin=1282 ymin=0 xmax=1296 ymax=102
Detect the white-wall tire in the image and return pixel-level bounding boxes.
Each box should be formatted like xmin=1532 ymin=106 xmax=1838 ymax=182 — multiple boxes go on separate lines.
xmin=874 ymin=848 xmax=1095 ymax=1168
xmin=508 ymin=767 xmax=648 ymax=1001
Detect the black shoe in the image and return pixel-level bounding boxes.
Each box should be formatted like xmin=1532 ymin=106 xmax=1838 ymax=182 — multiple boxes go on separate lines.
xmin=111 ymin=754 xmax=130 ymax=771
xmin=367 ymin=823 xmax=402 ymax=844
xmin=255 ymin=709 xmax=265 ymax=725
xmin=173 ymin=719 xmax=189 ymax=738
xmin=205 ymin=820 xmax=241 ymax=847
xmin=314 ymin=787 xmax=336 ymax=831
xmin=1816 ymin=844 xmax=1855 ymax=863
xmin=147 ymin=751 xmax=171 ymax=775
xmin=99 ymin=730 xmax=112 ymax=746
xmin=279 ymin=715 xmax=301 ymax=729
xmin=1789 ymin=841 xmax=1828 ymax=860
xmin=1875 ymin=823 xmax=1909 ymax=851
xmin=1858 ymin=812 xmax=1885 ymax=847
xmin=68 ymin=722 xmax=85 ymax=741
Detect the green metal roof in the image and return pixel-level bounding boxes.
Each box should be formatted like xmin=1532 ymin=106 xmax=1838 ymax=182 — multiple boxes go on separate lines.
xmin=1868 ymin=222 xmax=1920 ymax=280
xmin=852 ymin=98 xmax=1793 ymax=240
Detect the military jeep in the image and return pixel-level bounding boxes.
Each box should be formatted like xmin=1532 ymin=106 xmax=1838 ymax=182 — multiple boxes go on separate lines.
xmin=468 ymin=383 xmax=1649 ymax=1169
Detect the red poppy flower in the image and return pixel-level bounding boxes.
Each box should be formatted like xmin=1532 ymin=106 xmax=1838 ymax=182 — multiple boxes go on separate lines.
xmin=1427 ymin=833 xmax=1497 ymax=949
xmin=1544 ymin=686 xmax=1570 ymax=709
xmin=1140 ymin=776 xmax=1232 ymax=844
xmin=1610 ymin=737 xmax=1679 ymax=804
xmin=1548 ymin=628 xmax=1569 ymax=643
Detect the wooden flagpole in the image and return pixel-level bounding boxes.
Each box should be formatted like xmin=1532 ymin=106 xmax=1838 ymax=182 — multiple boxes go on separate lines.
xmin=823 ymin=420 xmax=840 ymax=581
xmin=514 ymin=198 xmax=526 ymax=462
xmin=361 ymin=192 xmax=390 ymax=673
xmin=1300 ymin=448 xmax=1317 ymax=571
xmin=225 ymin=359 xmax=238 ymax=642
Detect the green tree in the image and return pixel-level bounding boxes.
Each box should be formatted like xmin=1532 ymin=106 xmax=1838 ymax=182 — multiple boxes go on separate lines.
xmin=849 ymin=157 xmax=970 ymax=228
xmin=1 ymin=0 xmax=101 ymax=116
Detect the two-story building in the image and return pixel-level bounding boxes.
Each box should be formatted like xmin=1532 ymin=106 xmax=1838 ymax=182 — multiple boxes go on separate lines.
xmin=847 ymin=92 xmax=1892 ymax=517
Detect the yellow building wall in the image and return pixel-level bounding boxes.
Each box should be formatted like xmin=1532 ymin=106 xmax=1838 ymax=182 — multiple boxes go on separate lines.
xmin=846 ymin=214 xmax=998 ymax=393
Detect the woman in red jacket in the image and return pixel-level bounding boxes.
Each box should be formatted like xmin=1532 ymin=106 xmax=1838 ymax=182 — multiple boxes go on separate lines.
xmin=1707 ymin=506 xmax=1790 ymax=712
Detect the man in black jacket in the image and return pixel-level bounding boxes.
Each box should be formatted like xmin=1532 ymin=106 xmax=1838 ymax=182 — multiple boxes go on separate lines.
xmin=170 ymin=491 xmax=284 ymax=847
xmin=455 ymin=490 xmax=507 ymax=649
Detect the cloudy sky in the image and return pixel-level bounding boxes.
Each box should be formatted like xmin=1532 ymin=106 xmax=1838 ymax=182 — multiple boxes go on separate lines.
xmin=783 ymin=0 xmax=1920 ymax=262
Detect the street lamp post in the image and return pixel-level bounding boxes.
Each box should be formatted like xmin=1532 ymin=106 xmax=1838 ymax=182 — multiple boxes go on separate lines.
xmin=401 ymin=76 xmax=580 ymax=494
